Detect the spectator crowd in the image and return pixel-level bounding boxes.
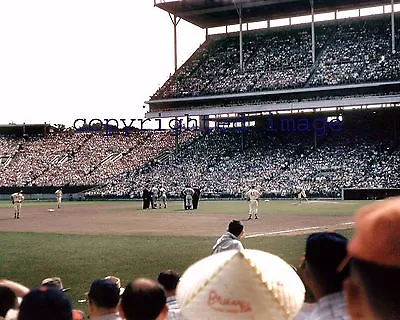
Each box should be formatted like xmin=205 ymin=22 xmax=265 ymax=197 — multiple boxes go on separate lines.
xmin=87 ymin=111 xmax=400 ymax=199
xmin=153 ymin=16 xmax=400 ymax=99
xmin=0 ymin=131 xmax=193 ymax=189
xmin=1 ymin=110 xmax=399 ymax=200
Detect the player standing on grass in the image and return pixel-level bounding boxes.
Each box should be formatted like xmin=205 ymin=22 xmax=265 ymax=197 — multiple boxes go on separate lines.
xmin=159 ymin=185 xmax=167 ymax=208
xmin=245 ymin=186 xmax=260 ymax=220
xmin=294 ymin=185 xmax=308 ymax=204
xmin=151 ymin=185 xmax=159 ymax=209
xmin=10 ymin=190 xmax=24 ymax=219
xmin=183 ymin=185 xmax=195 ymax=210
xmin=55 ymin=188 xmax=63 ymax=208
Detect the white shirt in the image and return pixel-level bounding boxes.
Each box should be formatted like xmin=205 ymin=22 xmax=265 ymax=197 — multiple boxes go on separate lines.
xmin=183 ymin=187 xmax=194 ymax=196
xmin=11 ymin=193 xmax=24 ymax=203
xmin=212 ymin=232 xmax=244 ymax=254
xmin=90 ymin=313 xmax=121 ymax=320
xmin=245 ymin=188 xmax=260 ymax=200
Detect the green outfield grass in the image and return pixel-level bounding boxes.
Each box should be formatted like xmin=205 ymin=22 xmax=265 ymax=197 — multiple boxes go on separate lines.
xmin=0 ymin=230 xmax=352 ymax=308
xmin=0 ymin=199 xmax=362 ymax=310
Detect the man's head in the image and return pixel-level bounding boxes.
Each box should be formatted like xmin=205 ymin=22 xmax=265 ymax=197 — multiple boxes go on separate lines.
xmin=41 ymin=277 xmax=70 ymax=292
xmin=157 ymin=270 xmax=180 ymax=296
xmin=0 ymin=285 xmax=17 ymax=317
xmin=301 ymin=232 xmax=349 ymax=299
xmin=18 ymin=287 xmax=72 ymax=320
xmin=343 ymin=197 xmax=400 ymax=320
xmin=119 ymin=278 xmax=167 ymax=320
xmin=228 ymin=220 xmax=244 ymax=238
xmin=87 ymin=279 xmax=120 ymax=316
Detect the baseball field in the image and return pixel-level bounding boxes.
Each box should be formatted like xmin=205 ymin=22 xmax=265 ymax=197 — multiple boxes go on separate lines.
xmin=0 ymin=199 xmax=366 ymax=308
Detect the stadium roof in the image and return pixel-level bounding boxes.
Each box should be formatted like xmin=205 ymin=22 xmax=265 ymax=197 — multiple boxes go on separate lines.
xmin=155 ymin=0 xmax=397 ymax=28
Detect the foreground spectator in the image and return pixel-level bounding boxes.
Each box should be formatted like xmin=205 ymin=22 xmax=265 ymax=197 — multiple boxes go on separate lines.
xmin=72 ymin=309 xmax=85 ymax=320
xmin=212 ymin=219 xmax=244 ymax=254
xmin=41 ymin=277 xmax=70 ymax=292
xmin=343 ymin=197 xmax=400 ymax=320
xmin=119 ymin=278 xmax=167 ymax=320
xmin=18 ymin=287 xmax=72 ymax=320
xmin=300 ymin=232 xmax=350 ymax=320
xmin=0 ymin=286 xmax=17 ymax=320
xmin=0 ymin=279 xmax=30 ymax=320
xmin=157 ymin=270 xmax=182 ymax=320
xmin=88 ymin=279 xmax=121 ymax=320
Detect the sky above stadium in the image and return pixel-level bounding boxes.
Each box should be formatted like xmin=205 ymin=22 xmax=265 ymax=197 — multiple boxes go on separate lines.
xmin=0 ymin=1 xmax=204 ymax=127
xmin=0 ymin=1 xmax=397 ymax=128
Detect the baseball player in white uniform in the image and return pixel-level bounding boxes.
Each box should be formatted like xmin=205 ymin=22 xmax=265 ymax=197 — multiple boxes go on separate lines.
xmin=55 ymin=188 xmax=63 ymax=208
xmin=151 ymin=186 xmax=159 ymax=209
xmin=11 ymin=190 xmax=24 ymax=219
xmin=159 ymin=186 xmax=167 ymax=208
xmin=183 ymin=186 xmax=195 ymax=210
xmin=245 ymin=186 xmax=260 ymax=220
xmin=294 ymin=185 xmax=308 ymax=203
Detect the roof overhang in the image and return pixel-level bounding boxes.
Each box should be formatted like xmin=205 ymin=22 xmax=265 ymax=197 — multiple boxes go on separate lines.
xmin=146 ymin=94 xmax=400 ymax=118
xmin=155 ymin=0 xmax=395 ymax=28
xmin=145 ymin=81 xmax=400 ymax=118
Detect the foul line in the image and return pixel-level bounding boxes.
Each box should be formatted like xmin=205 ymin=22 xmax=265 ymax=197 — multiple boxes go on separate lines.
xmin=244 ymin=222 xmax=354 ymax=239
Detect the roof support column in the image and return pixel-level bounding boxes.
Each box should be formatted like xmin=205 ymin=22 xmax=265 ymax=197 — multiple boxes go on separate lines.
xmin=391 ymin=0 xmax=396 ymax=53
xmin=233 ymin=0 xmax=244 ymax=72
xmin=239 ymin=6 xmax=243 ymax=72
xmin=168 ymin=14 xmax=181 ymax=72
xmin=205 ymin=27 xmax=209 ymax=41
xmin=310 ymin=0 xmax=316 ymax=64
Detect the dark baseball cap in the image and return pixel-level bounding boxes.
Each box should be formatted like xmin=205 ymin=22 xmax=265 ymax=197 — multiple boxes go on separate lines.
xmin=18 ymin=287 xmax=72 ymax=320
xmin=88 ymin=279 xmax=120 ymax=309
xmin=305 ymin=232 xmax=348 ymax=272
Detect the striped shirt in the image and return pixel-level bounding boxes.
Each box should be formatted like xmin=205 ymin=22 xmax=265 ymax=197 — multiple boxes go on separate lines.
xmin=166 ymin=296 xmax=183 ymax=320
xmin=306 ymin=292 xmax=350 ymax=320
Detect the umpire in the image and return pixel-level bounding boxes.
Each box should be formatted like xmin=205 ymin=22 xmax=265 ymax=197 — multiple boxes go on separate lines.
xmin=193 ymin=187 xmax=200 ymax=210
xmin=142 ymin=186 xmax=151 ymax=210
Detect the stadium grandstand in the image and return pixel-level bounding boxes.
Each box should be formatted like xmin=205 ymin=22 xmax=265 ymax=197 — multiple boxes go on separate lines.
xmin=1 ymin=0 xmax=400 ymax=201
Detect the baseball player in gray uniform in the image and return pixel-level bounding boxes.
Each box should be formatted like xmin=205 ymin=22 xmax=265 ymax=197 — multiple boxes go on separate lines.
xmin=183 ymin=186 xmax=195 ymax=210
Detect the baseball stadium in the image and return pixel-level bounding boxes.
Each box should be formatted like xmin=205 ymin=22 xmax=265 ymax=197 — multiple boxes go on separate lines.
xmin=1 ymin=0 xmax=400 ymax=319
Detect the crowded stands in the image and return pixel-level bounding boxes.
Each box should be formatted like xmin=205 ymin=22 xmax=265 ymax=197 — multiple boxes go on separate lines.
xmin=0 ymin=109 xmax=399 ymax=199
xmin=85 ymin=110 xmax=400 ymax=199
xmin=0 ymin=131 xmax=192 ymax=188
xmin=153 ymin=16 xmax=400 ymax=99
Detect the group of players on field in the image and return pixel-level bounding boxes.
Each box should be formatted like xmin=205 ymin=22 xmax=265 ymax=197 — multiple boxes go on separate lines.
xmin=142 ymin=186 xmax=168 ymax=209
xmin=10 ymin=189 xmax=63 ymax=219
xmin=245 ymin=185 xmax=308 ymax=220
xmin=142 ymin=185 xmax=201 ymax=211
xmin=10 ymin=185 xmax=307 ymax=219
